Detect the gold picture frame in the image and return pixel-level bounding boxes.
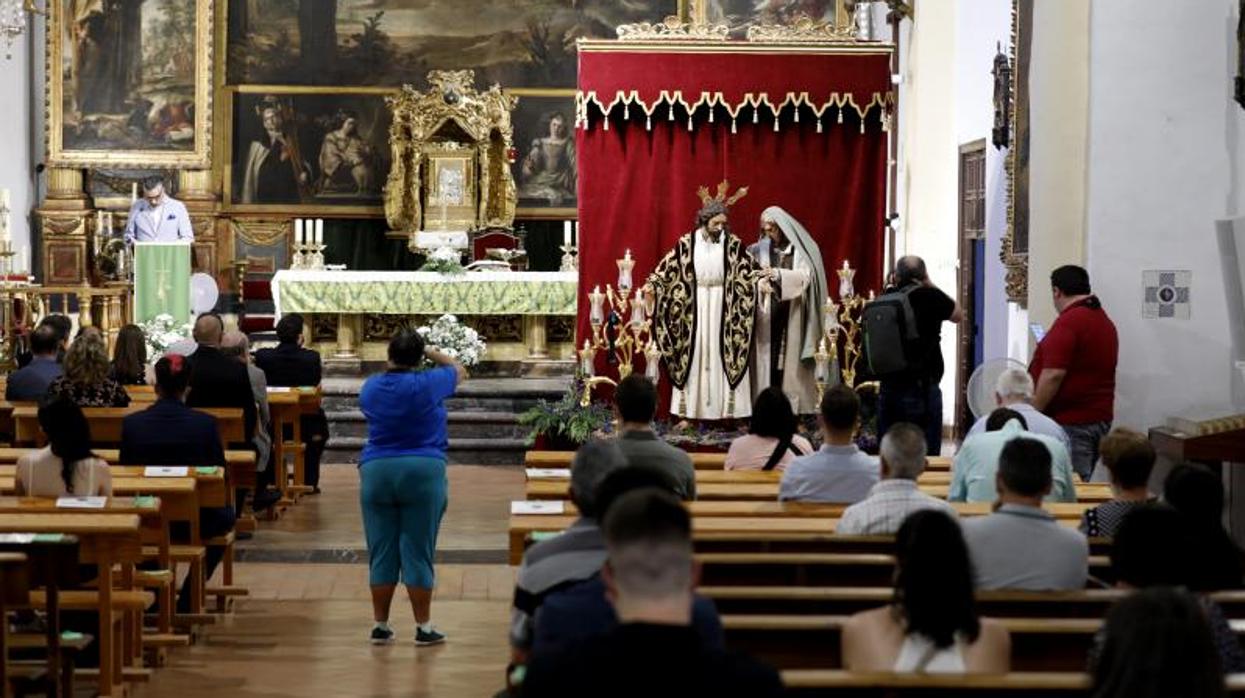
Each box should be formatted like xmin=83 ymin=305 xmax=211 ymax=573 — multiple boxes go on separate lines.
xmin=46 ymin=0 xmax=215 ymax=168
xmin=688 ymin=0 xmax=849 ymax=27
xmin=222 ymin=84 xmax=399 ymax=217
xmin=423 ymin=148 xmax=478 ymax=231
xmin=510 ymin=88 xmax=578 ymax=221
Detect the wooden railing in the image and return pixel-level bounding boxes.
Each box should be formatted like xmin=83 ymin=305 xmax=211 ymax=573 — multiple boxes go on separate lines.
xmin=0 ymin=283 xmax=132 ymax=368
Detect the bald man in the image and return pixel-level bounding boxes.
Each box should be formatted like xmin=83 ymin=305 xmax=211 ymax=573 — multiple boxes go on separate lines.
xmin=185 ymin=315 xmax=258 ymax=447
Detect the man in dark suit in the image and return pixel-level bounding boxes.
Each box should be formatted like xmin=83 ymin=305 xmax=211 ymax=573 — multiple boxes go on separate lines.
xmin=120 ymin=355 xmax=236 ymax=614
xmin=255 ymin=313 xmax=329 ymax=493
xmin=6 ymin=324 xmax=63 ymax=402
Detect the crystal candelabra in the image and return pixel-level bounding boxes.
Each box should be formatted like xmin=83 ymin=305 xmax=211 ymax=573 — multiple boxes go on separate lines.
xmin=559 ymin=244 xmax=578 ymax=272
xmin=292 ymin=242 xmax=327 ymax=270
xmin=578 ymin=250 xmax=661 ymax=407
xmin=813 ymin=260 xmax=875 ymax=402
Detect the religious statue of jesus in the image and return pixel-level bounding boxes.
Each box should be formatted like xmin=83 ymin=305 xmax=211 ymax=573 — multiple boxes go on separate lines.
xmin=748 ymin=206 xmax=829 ymax=415
xmin=647 ymin=183 xmax=760 ymax=420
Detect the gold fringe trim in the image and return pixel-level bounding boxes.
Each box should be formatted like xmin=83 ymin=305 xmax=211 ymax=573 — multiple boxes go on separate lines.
xmin=576 ymin=90 xmax=893 ymax=133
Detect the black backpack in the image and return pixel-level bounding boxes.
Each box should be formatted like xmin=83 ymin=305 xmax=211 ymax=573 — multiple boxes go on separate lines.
xmin=862 ymin=285 xmax=921 ymax=377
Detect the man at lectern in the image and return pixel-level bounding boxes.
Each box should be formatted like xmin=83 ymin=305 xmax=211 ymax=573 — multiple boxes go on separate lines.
xmin=122 ymin=175 xmax=194 ymax=244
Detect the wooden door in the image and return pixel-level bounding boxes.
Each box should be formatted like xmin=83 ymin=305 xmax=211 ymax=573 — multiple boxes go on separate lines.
xmin=955 ymin=141 xmax=987 ymax=440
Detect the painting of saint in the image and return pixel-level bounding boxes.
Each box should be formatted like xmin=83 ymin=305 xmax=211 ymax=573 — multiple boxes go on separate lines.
xmin=227 ymin=90 xmax=392 ymax=211
xmin=512 ymin=95 xmax=577 ymax=214
xmin=51 ymin=0 xmax=211 ymax=166
xmin=227 ymin=0 xmax=681 ymax=88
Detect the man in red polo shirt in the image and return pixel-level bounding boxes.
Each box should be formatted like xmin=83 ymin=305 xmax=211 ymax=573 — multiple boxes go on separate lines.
xmin=1029 ymin=265 xmax=1119 ymax=481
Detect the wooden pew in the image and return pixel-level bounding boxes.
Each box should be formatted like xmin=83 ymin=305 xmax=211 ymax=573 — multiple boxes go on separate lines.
xmin=533 ymin=499 xmax=1092 ymax=521
xmin=11 ymin=406 xmax=245 ymax=451
xmin=509 ymin=512 xmax=1090 ymax=565
xmin=267 ymin=387 xmax=322 ymax=502
xmin=723 ymin=615 xmax=1245 ymax=671
xmin=525 ymin=449 xmax=953 ymax=472
xmin=0 ymin=534 xmax=80 ymax=698
xmin=782 ymin=671 xmax=1245 ymax=696
xmin=0 ymin=552 xmax=32 ymax=696
xmin=0 ymin=514 xmax=143 ymax=697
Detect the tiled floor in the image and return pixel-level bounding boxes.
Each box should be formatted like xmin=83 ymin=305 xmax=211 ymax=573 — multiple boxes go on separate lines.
xmin=136 ymin=464 xmax=522 ymax=697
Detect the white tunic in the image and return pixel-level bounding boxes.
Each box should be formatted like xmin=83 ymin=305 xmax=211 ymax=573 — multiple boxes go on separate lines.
xmin=670 ymin=232 xmax=752 ymax=420
xmin=751 ymin=245 xmax=818 ymax=414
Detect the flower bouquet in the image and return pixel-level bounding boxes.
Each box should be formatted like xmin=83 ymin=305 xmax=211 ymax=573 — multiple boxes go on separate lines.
xmin=415 ymin=314 xmax=486 ymax=367
xmin=138 ymin=314 xmax=193 ymax=362
xmin=419 ymin=246 xmax=465 ymax=275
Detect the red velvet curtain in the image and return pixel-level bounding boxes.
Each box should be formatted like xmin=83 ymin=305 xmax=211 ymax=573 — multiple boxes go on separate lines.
xmin=576 ymin=47 xmax=891 ymax=392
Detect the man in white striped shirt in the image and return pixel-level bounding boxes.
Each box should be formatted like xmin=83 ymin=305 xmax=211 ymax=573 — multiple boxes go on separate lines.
xmin=836 ymin=423 xmax=957 ymax=535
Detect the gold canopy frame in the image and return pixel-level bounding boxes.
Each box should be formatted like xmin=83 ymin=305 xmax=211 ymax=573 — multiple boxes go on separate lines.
xmin=383 ymin=70 xmax=519 ymax=247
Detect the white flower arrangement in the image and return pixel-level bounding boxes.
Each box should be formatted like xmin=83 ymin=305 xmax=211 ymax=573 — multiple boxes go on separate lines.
xmin=138 ymin=314 xmax=193 ymax=362
xmin=419 ymin=246 xmax=465 ymax=275
xmin=416 ymin=313 xmax=486 ymax=367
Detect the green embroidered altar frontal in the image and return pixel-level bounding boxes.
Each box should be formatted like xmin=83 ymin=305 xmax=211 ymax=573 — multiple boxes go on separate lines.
xmin=271 ymin=270 xmax=579 ymax=316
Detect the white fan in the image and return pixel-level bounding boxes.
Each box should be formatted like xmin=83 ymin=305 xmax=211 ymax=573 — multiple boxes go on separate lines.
xmin=190 ymin=273 xmax=219 ymax=316
xmin=966 ymin=358 xmax=1029 ymax=419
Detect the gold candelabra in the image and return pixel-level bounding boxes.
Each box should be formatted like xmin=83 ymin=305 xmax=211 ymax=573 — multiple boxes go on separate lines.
xmin=813 ymin=260 xmax=875 ymax=404
xmin=579 ymin=250 xmax=662 ymax=407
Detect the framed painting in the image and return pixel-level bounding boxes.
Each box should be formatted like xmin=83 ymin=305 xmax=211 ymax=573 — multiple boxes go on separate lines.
xmin=226 ymin=0 xmax=685 ymax=89
xmin=511 ymin=90 xmax=577 ymax=219
xmin=223 ymin=86 xmax=396 ymax=215
xmin=691 ymin=0 xmax=848 ymax=30
xmin=47 ymin=0 xmax=214 ymax=168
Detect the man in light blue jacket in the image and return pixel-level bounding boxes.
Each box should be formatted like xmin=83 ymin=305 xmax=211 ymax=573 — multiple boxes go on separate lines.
xmin=123 ymin=175 xmax=194 ymax=244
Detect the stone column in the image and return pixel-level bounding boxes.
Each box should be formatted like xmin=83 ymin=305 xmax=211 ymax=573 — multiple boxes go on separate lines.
xmin=325 ymin=313 xmax=363 ymax=375
xmin=523 ymin=314 xmax=549 ymax=359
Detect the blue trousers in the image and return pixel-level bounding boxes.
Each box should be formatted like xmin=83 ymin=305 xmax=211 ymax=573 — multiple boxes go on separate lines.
xmin=360 ymin=456 xmax=447 ymax=588
xmin=877 ymin=381 xmax=944 ymax=456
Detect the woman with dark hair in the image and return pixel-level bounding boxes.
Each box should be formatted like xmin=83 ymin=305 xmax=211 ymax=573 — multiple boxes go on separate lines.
xmin=1091 ymin=587 xmax=1225 ymax=698
xmin=358 ymin=328 xmax=466 ymax=646
xmin=47 ymin=335 xmax=130 ymax=407
xmin=15 ymin=397 xmax=111 ymax=497
xmin=724 ymin=387 xmax=812 ymax=471
xmin=109 ymin=324 xmax=148 ymax=385
xmin=1163 ymin=463 xmax=1244 ymax=590
xmin=841 ymin=510 xmax=1009 ymax=673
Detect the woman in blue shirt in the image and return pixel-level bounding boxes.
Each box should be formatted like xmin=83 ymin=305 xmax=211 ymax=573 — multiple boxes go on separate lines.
xmin=359 ymin=328 xmax=465 ymax=646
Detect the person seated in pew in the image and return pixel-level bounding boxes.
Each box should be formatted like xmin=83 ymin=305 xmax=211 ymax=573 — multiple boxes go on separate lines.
xmin=842 ymin=510 xmax=1009 ymax=673
xmin=5 ymin=323 xmax=63 ymax=402
xmin=724 ymin=387 xmax=813 ymax=472
xmin=1163 ymin=463 xmax=1245 ymax=591
xmin=528 ymin=467 xmax=725 ymax=660
xmin=119 ymin=355 xmax=237 ymax=614
xmin=949 ymin=407 xmax=1075 ymax=503
xmin=521 ymin=488 xmax=783 ymax=698
xmin=1079 ymin=428 xmax=1156 ymax=538
xmin=254 ymin=313 xmax=329 ymax=494
xmin=837 ymin=423 xmax=956 ymax=536
xmin=612 ymin=374 xmax=695 ymax=500
xmin=109 ymin=324 xmax=148 ymax=386
xmin=779 ymin=385 xmax=879 ymax=503
xmin=221 ymin=330 xmax=272 ymax=487
xmin=15 ymin=397 xmax=112 ymax=497
xmin=45 ymin=334 xmax=130 ymax=408
xmin=965 ymin=368 xmax=1071 ymax=453
xmin=15 ymin=314 xmax=71 ymax=369
xmin=510 ymin=439 xmax=628 ymax=666
xmin=1108 ymin=505 xmax=1245 ymax=672
xmin=962 ymin=437 xmax=1088 ymax=591
xmin=1091 ymin=587 xmax=1226 ymax=698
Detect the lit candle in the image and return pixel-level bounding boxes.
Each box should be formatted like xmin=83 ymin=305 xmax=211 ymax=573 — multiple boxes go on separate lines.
xmin=616 ymin=249 xmax=634 ymax=292
xmin=837 ymin=260 xmax=856 ymax=299
xmin=21 ymin=245 xmax=29 ymax=274
xmin=823 ymin=299 xmax=840 ymax=333
xmin=589 ymin=285 xmax=605 ymax=325
xmin=629 ymin=292 xmax=646 ymax=327
xmin=315 ymin=219 xmax=324 ymax=245
xmin=572 ymin=221 xmax=578 ymax=246
xmin=579 ymin=340 xmax=595 ymax=377
xmin=131 ymin=182 xmax=138 ymax=203
xmin=295 ymin=218 xmax=304 ymax=245
xmin=644 ymin=341 xmax=661 ymax=381
xmin=563 ymin=220 xmax=572 ymax=247
xmin=814 ymin=338 xmax=830 ymax=382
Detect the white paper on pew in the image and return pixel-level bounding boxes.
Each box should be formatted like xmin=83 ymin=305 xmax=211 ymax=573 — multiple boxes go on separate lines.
xmin=144 ymin=466 xmax=189 ymax=477
xmin=267 ymin=387 xmax=292 ymax=393
xmin=525 ymin=468 xmax=571 ymax=480
xmin=0 ymin=533 xmax=35 ymax=543
xmin=56 ymin=497 xmax=107 ymax=509
xmin=511 ymin=501 xmax=566 ymax=515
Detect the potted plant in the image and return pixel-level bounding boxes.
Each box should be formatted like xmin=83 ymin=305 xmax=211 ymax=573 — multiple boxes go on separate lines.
xmin=519 ymin=382 xmax=613 ymax=451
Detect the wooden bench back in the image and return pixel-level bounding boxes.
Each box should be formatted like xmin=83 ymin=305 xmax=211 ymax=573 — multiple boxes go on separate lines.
xmin=12 ymin=405 xmax=245 ymax=449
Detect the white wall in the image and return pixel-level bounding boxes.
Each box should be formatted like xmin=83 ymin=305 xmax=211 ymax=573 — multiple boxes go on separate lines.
xmin=1085 ymin=0 xmax=1245 ymax=429
xmin=0 ymin=30 xmax=38 ymax=266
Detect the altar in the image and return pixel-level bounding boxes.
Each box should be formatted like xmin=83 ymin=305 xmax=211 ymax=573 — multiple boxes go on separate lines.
xmin=271 ymin=269 xmax=578 ymax=368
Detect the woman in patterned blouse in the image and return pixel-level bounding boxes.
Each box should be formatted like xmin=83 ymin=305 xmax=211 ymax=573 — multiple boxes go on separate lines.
xmin=46 ymin=334 xmax=131 ymax=408
xmin=1078 ymin=428 xmax=1155 ymax=538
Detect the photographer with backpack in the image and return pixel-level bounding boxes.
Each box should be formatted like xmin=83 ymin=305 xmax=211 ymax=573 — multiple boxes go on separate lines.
xmin=866 ymin=256 xmax=963 ymax=455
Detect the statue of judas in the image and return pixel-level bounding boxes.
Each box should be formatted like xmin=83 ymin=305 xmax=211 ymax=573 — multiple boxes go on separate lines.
xmin=646 ymin=185 xmax=761 ymax=420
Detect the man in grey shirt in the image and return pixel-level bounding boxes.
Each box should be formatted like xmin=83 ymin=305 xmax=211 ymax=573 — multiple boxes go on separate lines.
xmin=779 ymin=385 xmax=879 ymax=503
xmin=613 ymin=374 xmax=696 ymax=500
xmin=962 ymin=436 xmax=1089 ymax=590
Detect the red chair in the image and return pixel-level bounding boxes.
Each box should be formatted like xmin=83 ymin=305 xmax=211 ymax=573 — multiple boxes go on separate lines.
xmin=238 ymin=277 xmax=276 ymax=335
xmin=470 ymin=228 xmax=527 ymax=270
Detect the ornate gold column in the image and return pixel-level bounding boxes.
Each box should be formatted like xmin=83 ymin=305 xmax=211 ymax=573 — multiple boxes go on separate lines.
xmin=37 ymin=168 xmax=91 ymax=285
xmin=523 ymin=315 xmax=549 ymax=359
xmin=178 ymin=170 xmax=219 ymax=277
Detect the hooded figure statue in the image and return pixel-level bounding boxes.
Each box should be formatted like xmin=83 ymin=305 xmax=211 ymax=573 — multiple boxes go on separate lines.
xmin=747 ymin=206 xmax=829 ymax=414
